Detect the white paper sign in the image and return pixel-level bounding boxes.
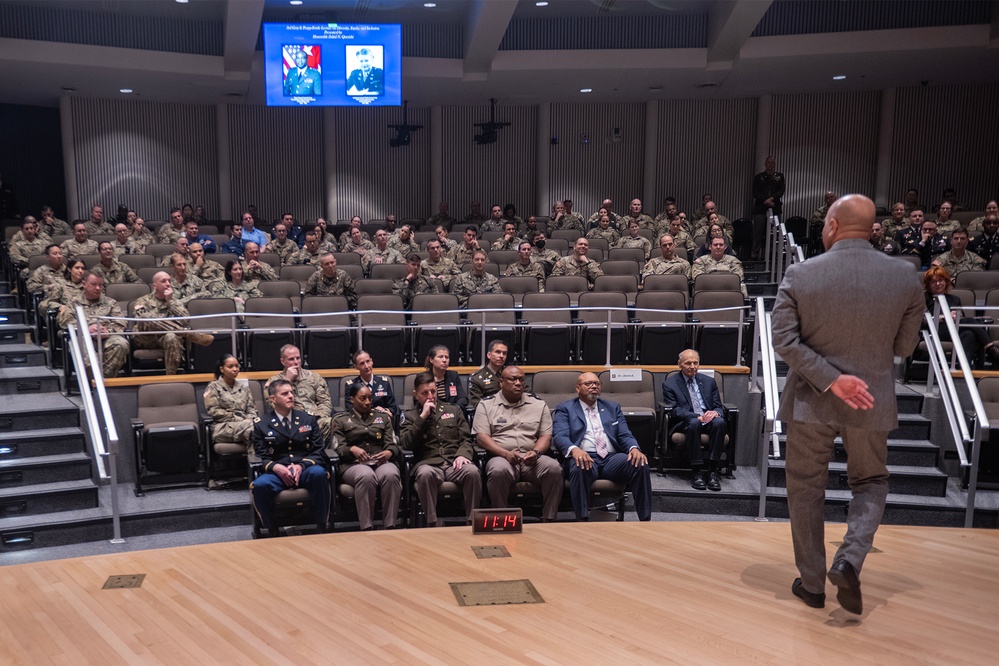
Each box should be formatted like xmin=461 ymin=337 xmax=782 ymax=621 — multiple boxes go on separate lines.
xmin=609 ymin=369 xmax=642 ymax=382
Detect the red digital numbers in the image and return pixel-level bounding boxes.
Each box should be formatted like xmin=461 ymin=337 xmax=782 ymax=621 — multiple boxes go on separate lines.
xmin=472 ymin=509 xmax=523 ymax=534
xmin=504 ymin=514 xmax=518 ymax=528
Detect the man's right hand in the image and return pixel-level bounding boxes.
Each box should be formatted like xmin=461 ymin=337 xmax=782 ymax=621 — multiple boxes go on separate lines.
xmin=163 ymin=285 xmax=173 ymax=300
xmin=284 ymin=366 xmax=300 ymax=382
xmin=273 ymin=463 xmax=295 ymax=487
xmin=830 ymin=375 xmax=874 ymax=410
xmin=420 ymin=398 xmax=436 ymax=419
xmin=571 ymin=447 xmax=593 ymax=470
xmin=504 ymin=449 xmax=523 ymax=465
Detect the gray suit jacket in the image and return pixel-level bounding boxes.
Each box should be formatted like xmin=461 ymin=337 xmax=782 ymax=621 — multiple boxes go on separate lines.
xmin=771 ymin=239 xmax=924 ymax=431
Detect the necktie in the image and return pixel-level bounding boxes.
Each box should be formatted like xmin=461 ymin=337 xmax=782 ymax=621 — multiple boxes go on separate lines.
xmin=282 ymin=417 xmax=290 ymax=431
xmin=587 ymin=405 xmax=609 ymax=458
xmin=688 ymin=378 xmax=705 ymax=414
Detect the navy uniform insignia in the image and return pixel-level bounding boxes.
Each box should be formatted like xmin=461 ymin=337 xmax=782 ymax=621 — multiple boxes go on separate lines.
xmin=253 ymin=417 xmax=261 ymax=423
xmin=373 ymin=416 xmax=384 ymax=425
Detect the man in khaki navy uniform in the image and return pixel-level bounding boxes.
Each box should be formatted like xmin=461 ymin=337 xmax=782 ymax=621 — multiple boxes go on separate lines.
xmin=473 ymin=365 xmax=562 ymax=522
xmin=91 ymin=241 xmax=142 ymax=286
xmin=265 ymin=344 xmax=334 ymax=442
xmin=56 ymin=271 xmax=128 ymax=379
xmin=342 ymin=350 xmax=400 ymax=424
xmin=467 ymin=340 xmax=508 ymax=412
xmin=250 ymin=379 xmax=329 ymax=536
xmin=401 ymin=371 xmax=482 ymax=527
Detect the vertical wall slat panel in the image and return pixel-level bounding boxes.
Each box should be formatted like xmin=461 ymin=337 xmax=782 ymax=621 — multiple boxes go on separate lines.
xmin=548 ymin=103 xmax=645 ymax=220
xmin=330 ymin=106 xmax=432 ymax=222
xmin=768 ymin=91 xmax=880 ymax=218
xmin=889 ymin=84 xmax=999 ymax=211
xmin=226 ymin=106 xmax=324 ymax=223
xmin=655 ymin=98 xmax=757 ymax=221
xmin=440 ymin=106 xmax=537 ymax=221
xmin=70 ymin=98 xmax=218 ymax=222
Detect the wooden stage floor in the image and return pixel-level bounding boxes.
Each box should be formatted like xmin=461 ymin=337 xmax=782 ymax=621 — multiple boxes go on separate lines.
xmin=0 ymin=522 xmax=995 ymax=664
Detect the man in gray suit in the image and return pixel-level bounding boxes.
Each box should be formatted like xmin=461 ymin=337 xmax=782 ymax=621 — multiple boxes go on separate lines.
xmin=772 ymin=194 xmax=923 ymax=615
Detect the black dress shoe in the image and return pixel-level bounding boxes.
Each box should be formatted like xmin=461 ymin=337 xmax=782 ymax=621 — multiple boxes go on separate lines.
xmin=691 ymin=473 xmax=707 ymax=490
xmin=828 ymin=559 xmax=863 ymax=614
xmin=791 ymin=578 xmax=825 ymax=608
xmin=707 ymin=471 xmax=721 ymax=491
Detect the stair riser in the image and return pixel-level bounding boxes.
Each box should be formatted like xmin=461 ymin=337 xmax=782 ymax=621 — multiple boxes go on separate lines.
xmin=767 ymin=468 xmax=947 ymax=497
xmin=0 ymin=487 xmax=98 ymax=519
xmin=0 ymin=295 xmax=16 ymax=308
xmin=775 ymin=441 xmax=940 ymax=468
xmin=0 ymin=328 xmax=30 ymax=345
xmin=0 ymin=350 xmax=48 ymax=368
xmin=0 ymin=409 xmax=80 ymax=432
xmin=890 ymin=421 xmax=932 ymax=439
xmin=0 ymin=311 xmax=26 ymax=325
xmin=0 ymin=461 xmax=93 ymax=487
xmin=0 ymin=376 xmax=61 ymax=396
xmin=897 ymin=395 xmax=924 ymax=414
xmin=0 ymin=504 xmax=249 ymax=551
xmin=0 ymin=434 xmax=87 ymax=459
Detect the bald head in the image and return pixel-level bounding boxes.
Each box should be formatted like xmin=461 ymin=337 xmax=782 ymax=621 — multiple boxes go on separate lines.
xmin=823 ymin=194 xmax=876 ymax=250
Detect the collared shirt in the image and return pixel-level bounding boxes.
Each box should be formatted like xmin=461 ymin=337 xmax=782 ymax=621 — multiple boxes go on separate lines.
xmin=574 ymin=399 xmax=616 ymax=457
xmin=472 ymin=393 xmax=552 ymax=452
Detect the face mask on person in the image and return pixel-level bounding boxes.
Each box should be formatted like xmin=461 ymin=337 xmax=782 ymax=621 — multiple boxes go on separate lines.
xmin=535 ymin=239 xmax=546 ymax=249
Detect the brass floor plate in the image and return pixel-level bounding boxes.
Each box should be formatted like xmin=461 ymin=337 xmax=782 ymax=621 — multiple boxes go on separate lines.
xmin=449 ymin=579 xmax=544 ymax=607
xmin=103 ymin=574 xmax=145 ymax=589
xmin=471 ymin=545 xmax=511 ymax=559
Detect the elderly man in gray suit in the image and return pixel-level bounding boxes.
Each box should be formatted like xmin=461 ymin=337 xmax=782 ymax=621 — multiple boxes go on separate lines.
xmin=772 ymin=194 xmax=923 ymax=615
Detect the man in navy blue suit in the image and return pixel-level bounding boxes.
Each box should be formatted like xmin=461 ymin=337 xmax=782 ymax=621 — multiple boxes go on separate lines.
xmin=662 ymin=349 xmax=727 ymax=491
xmin=552 ymin=372 xmax=651 ymax=521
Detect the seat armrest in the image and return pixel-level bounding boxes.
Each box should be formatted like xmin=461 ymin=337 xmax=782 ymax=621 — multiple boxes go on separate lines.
xmin=130 ymin=417 xmax=144 ymax=433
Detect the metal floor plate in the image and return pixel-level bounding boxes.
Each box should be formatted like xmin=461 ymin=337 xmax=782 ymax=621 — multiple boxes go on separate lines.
xmin=449 ymin=579 xmax=544 ymax=606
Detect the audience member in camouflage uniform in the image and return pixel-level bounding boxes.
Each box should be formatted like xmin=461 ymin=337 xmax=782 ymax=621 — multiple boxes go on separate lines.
xmin=530 ymin=232 xmax=562 ymax=275
xmin=616 ymin=220 xmax=653 ymax=260
xmin=91 ymin=242 xmax=142 ymax=285
xmin=387 ymin=224 xmax=419 ymax=256
xmin=133 ymin=271 xmax=214 ymax=374
xmin=452 ymin=250 xmax=502 ymax=308
xmin=433 ymin=225 xmax=458 ymax=252
xmin=61 ymin=222 xmax=99 ymax=259
xmin=158 ymin=236 xmax=189 ymax=266
xmin=692 ymin=202 xmax=733 ymax=244
xmin=464 ymin=201 xmax=485 ymax=226
xmin=264 ymin=223 xmax=298 ymax=265
xmin=691 ymin=237 xmax=747 ymax=296
xmin=504 ymin=240 xmax=546 ymax=291
xmin=110 ymin=224 xmax=140 ymax=256
xmin=9 ymin=217 xmax=48 ymax=279
xmin=587 ymin=199 xmax=620 ymax=230
xmin=156 ymin=208 xmax=187 ymax=244
xmin=203 ymin=353 xmax=257 ymax=451
xmin=449 ymin=226 xmax=484 ymax=267
xmin=967 ymin=201 xmax=998 ymax=234
xmin=641 ymin=234 xmax=691 ymax=285
xmin=265 ymin=344 xmax=333 ymax=441
xmin=932 ymin=228 xmax=984 ymax=281
xmin=586 ymin=214 xmax=620 ymax=245
xmin=337 ymin=217 xmax=370 ymax=251
xmin=40 ymin=205 xmax=70 ymax=237
xmin=40 ymin=257 xmax=86 ymax=313
xmin=167 ymin=253 xmax=206 ymax=304
xmin=367 ymin=229 xmax=405 ymax=274
xmin=421 ymin=240 xmax=461 ymax=281
xmin=56 ymin=271 xmax=128 ymax=378
xmin=467 ymin=340 xmax=507 ymax=411
xmin=809 ymin=191 xmax=837 ymax=240
xmin=933 ymin=202 xmax=960 ymax=237
xmin=188 ymin=243 xmax=224 ymax=285
xmin=341 ymin=226 xmax=376 ymax=273
xmin=84 ymin=205 xmax=115 ymax=237
xmin=241 ymin=242 xmax=278 ymax=282
xmin=549 ymin=201 xmax=584 ymax=233
xmin=517 ymin=216 xmax=544 ymax=240
xmin=428 ymin=201 xmax=455 ymax=230
xmin=562 ymin=200 xmax=586 ymax=230
xmin=490 ymin=222 xmax=520 ymax=251
xmin=480 ymin=205 xmax=505 ymax=233
xmin=658 ymin=217 xmax=697 ymax=260
xmin=289 ymin=232 xmax=324 ymax=267
xmin=27 ymin=244 xmax=65 ymax=296
xmin=130 ymin=217 xmax=156 ymax=252
xmin=210 ymin=260 xmax=262 ymax=312
xmin=394 ymin=254 xmax=441 ymax=309
xmin=551 ymin=237 xmax=603 ymax=289
xmin=880 ymin=202 xmax=909 ymax=241
xmin=305 ymin=253 xmax=357 ymax=309
xmin=618 ymin=199 xmax=656 ymax=233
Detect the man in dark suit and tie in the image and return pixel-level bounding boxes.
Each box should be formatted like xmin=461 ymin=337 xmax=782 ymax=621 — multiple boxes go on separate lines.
xmin=662 ymin=349 xmax=728 ymax=492
xmin=552 ymin=372 xmax=651 ymax=521
xmin=250 ymin=379 xmax=330 ymax=536
xmin=772 ymin=194 xmax=924 ymax=614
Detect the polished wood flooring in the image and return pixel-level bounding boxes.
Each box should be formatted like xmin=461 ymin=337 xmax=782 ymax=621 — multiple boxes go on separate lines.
xmin=0 ymin=522 xmax=995 ymax=664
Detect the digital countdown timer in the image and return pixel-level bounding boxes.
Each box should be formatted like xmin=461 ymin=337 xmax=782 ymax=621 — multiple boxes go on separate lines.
xmin=471 ymin=508 xmax=523 ymax=534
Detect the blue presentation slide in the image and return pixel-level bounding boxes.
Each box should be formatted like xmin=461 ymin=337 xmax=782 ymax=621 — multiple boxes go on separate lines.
xmin=262 ymin=23 xmax=402 ymax=107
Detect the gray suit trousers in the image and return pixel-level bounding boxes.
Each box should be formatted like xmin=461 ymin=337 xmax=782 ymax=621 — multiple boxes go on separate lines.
xmin=786 ymin=421 xmax=889 ymax=594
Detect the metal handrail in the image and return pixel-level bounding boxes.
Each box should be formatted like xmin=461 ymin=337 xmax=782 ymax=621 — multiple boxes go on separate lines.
xmin=935 ymin=294 xmax=989 ymax=528
xmin=70 ymin=305 xmax=124 ymax=543
xmin=755 ymin=297 xmax=781 ymax=521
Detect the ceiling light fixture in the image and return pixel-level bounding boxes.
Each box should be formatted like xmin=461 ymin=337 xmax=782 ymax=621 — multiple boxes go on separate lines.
xmin=290 ymin=0 xmax=303 ymax=5
xmin=119 ymin=88 xmax=133 ymax=94
xmin=424 ymin=2 xmax=436 ymax=7
xmin=833 ymin=75 xmax=846 ymax=80
xmin=580 ymin=88 xmax=593 ymax=93
xmin=175 ymin=0 xmax=189 ymax=4
xmin=536 ymin=2 xmax=550 ymax=6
